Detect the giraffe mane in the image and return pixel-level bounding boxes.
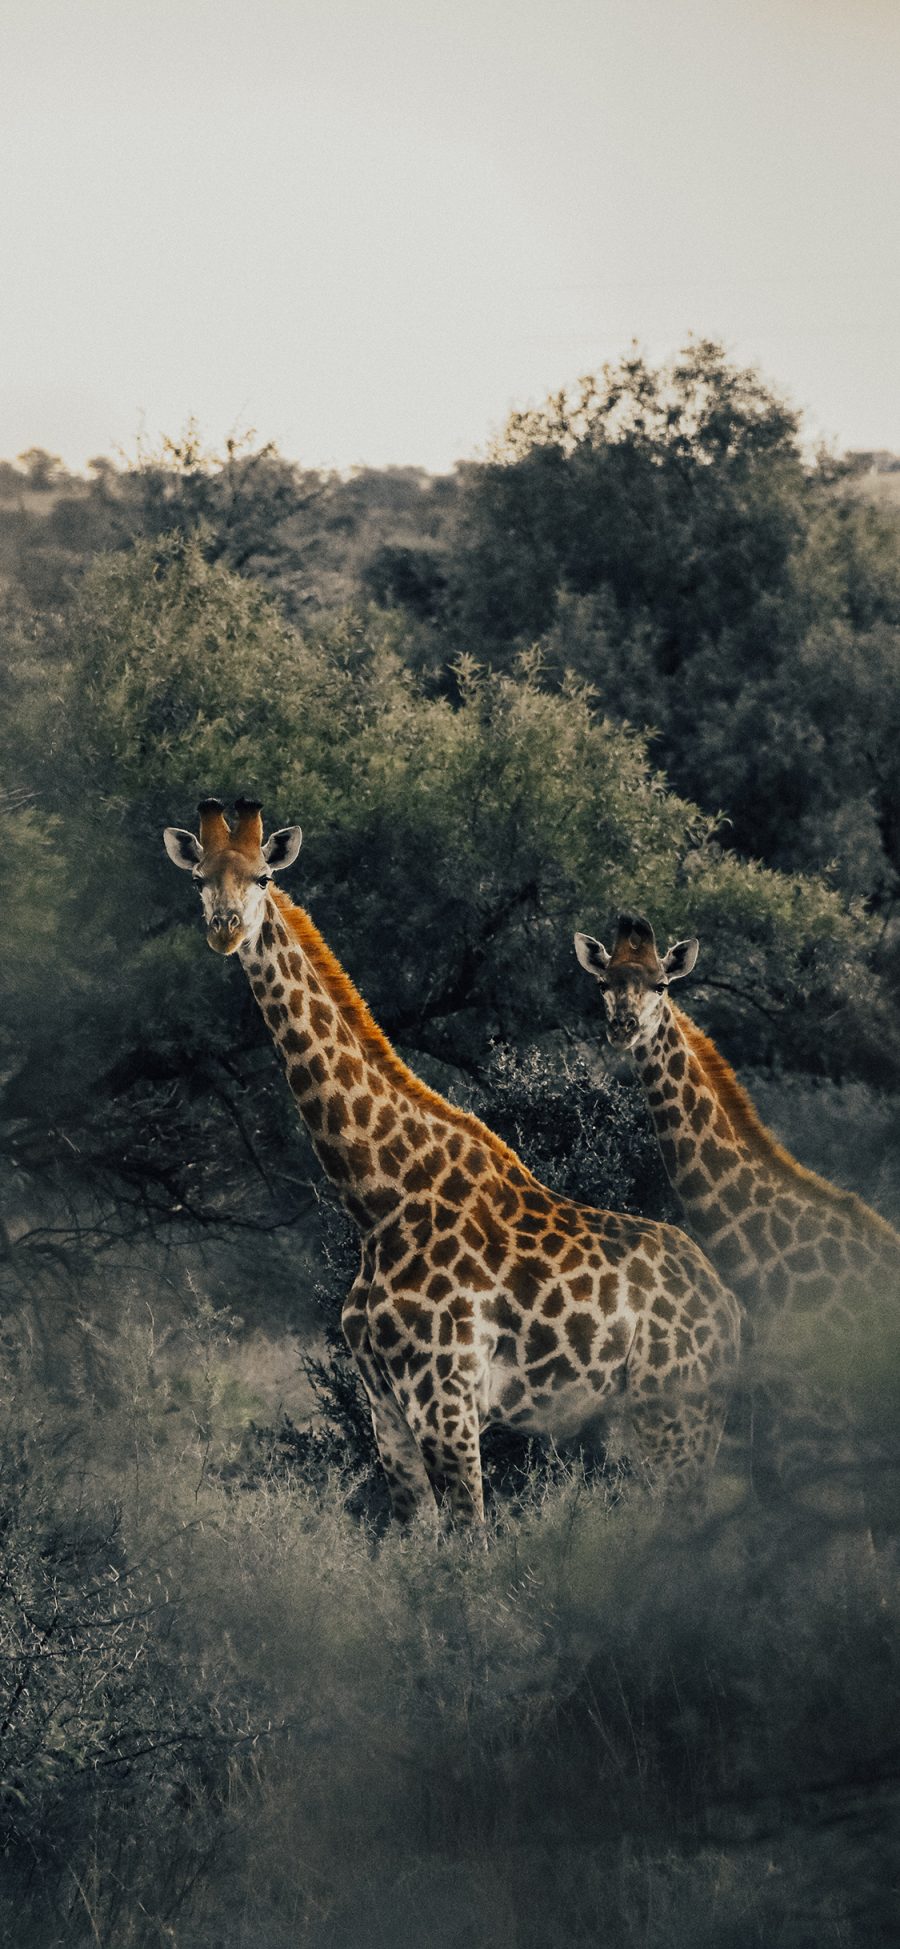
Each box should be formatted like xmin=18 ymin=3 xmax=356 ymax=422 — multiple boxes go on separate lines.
xmin=272 ymin=889 xmax=535 ymax=1178
xmin=672 ymin=1003 xmax=900 ymax=1248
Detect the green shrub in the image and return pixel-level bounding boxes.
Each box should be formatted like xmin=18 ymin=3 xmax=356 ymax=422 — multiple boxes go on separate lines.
xmin=0 ymin=1438 xmax=256 ymax=1944
xmin=32 ymin=1451 xmax=890 ymax=1949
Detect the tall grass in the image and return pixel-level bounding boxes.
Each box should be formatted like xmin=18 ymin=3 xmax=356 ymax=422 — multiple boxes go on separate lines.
xmin=3 ymin=1379 xmax=898 ymax=1947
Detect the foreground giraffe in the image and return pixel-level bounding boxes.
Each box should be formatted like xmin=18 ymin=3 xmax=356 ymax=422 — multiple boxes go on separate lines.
xmin=163 ymin=802 xmax=739 ymax=1527
xmin=575 ymin=913 xmax=900 ymax=1497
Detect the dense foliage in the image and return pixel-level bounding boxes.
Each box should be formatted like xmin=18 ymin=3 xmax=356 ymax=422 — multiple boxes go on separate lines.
xmin=2 ymin=517 xmax=892 ymax=1133
xmin=5 ymin=344 xmax=898 ymax=912
xmin=445 ymin=343 xmax=900 ymax=905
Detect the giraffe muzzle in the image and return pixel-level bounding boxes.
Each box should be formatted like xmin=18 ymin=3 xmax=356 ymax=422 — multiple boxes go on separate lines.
xmin=609 ymin=1014 xmax=639 ymax=1047
xmin=208 ymin=912 xmax=244 ymax=954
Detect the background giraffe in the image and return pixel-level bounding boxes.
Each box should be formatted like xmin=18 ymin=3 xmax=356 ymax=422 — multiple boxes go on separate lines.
xmin=163 ymin=802 xmax=740 ymax=1527
xmin=575 ymin=912 xmax=900 ymax=1504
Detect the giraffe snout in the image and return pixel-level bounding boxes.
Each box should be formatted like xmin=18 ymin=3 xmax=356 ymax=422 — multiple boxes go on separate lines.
xmin=208 ymin=910 xmax=243 ymax=953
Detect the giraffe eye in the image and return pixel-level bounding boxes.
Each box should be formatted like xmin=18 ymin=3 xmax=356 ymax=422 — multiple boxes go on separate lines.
xmin=654 ymin=982 xmax=666 ymax=993
xmin=256 ymin=874 xmax=271 ymax=888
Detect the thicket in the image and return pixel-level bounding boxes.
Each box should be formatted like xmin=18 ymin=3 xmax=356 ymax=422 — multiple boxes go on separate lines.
xmin=2 ymin=524 xmax=888 ymax=1119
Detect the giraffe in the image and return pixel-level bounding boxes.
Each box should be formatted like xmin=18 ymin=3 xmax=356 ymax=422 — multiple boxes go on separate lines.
xmin=162 ymin=802 xmax=740 ymax=1529
xmin=574 ymin=912 xmax=900 ymax=1504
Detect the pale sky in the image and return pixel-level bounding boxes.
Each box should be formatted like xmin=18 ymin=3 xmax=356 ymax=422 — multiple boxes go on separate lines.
xmin=1 ymin=0 xmax=898 ymax=473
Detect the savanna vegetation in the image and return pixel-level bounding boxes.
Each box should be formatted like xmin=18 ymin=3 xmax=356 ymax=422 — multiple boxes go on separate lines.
xmin=2 ymin=344 xmax=900 ymax=1945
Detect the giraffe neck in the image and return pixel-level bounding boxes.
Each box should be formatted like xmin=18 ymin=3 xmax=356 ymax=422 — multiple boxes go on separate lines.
xmin=630 ymin=1001 xmax=753 ymax=1249
xmin=239 ymin=890 xmax=522 ymax=1234
xmin=629 ymin=998 xmax=900 ymax=1308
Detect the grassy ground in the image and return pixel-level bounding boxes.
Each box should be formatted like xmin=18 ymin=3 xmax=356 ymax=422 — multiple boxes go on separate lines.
xmin=2 ymin=1355 xmax=899 ymax=1948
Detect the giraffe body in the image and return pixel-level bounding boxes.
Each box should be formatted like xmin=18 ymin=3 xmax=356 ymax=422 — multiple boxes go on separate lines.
xmin=164 ymin=807 xmax=739 ymax=1528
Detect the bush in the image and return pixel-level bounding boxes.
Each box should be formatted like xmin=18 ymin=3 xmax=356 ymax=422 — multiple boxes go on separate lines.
xmin=0 ymin=1437 xmax=256 ymax=1944
xmin=4 ymin=1445 xmax=889 ymax=1948
xmin=477 ymin=1043 xmax=680 ymax=1219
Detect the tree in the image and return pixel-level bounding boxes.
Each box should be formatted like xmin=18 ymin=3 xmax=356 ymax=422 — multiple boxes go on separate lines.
xmin=441 ymin=343 xmax=900 ymax=898
xmin=448 ymin=341 xmax=806 ymax=663
xmin=16 ymin=448 xmax=67 ymax=492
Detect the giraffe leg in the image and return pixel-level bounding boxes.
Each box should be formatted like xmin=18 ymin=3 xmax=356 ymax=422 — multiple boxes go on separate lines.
xmin=341 ymin=1286 xmax=438 ymax=1531
xmin=748 ymin=1378 xmax=870 ymax=1532
xmin=627 ymin=1390 xmax=726 ymax=1501
xmin=412 ymin=1397 xmax=486 ymax=1533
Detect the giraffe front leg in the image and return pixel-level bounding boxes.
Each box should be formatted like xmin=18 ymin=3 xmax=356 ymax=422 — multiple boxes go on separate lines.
xmin=411 ymin=1394 xmax=486 ymax=1535
xmin=342 ymin=1287 xmax=439 ymax=1531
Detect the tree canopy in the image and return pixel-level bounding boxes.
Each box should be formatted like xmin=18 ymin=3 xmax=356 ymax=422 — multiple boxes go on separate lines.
xmin=1 ymin=528 xmax=889 ymax=1144
xmin=2 ymin=340 xmax=900 ymax=1146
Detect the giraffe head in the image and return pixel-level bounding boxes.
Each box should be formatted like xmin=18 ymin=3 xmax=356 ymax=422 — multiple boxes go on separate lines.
xmin=163 ymin=797 xmax=302 ymax=954
xmin=574 ymin=912 xmax=699 ymax=1050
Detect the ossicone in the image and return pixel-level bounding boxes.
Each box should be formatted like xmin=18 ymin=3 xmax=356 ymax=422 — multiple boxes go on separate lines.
xmin=196 ymin=798 xmax=232 ymax=850
xmin=231 ymin=796 xmax=264 ymax=855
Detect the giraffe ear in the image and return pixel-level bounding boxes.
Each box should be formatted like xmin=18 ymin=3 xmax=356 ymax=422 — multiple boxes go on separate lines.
xmin=163 ymin=827 xmax=203 ymax=871
xmin=262 ymin=825 xmax=302 ymax=872
xmin=661 ymin=938 xmax=699 ymax=982
xmin=574 ymin=932 xmax=611 ymax=980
